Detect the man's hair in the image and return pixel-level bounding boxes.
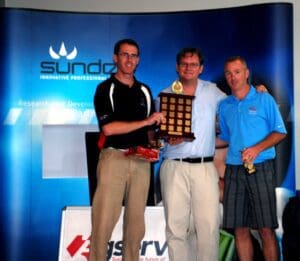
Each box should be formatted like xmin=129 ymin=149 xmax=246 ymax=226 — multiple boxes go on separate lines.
xmin=225 ymin=56 xmax=248 ymax=69
xmin=113 ymin=38 xmax=140 ymax=55
xmin=225 ymin=56 xmax=250 ymax=83
xmin=176 ymin=47 xmax=204 ymax=65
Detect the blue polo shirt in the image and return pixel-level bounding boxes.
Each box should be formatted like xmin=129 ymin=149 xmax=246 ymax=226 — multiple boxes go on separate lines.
xmin=218 ymin=86 xmax=287 ymax=165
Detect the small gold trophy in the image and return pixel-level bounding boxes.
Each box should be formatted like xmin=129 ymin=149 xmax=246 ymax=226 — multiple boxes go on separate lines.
xmin=158 ymin=80 xmax=195 ymax=141
xmin=241 ymin=148 xmax=256 ymax=174
xmin=171 ymin=80 xmax=183 ymax=94
xmin=244 ymin=160 xmax=256 ymax=174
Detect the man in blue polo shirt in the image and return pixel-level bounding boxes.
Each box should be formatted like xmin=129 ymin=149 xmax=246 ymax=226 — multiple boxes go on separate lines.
xmin=217 ymin=56 xmax=287 ymax=261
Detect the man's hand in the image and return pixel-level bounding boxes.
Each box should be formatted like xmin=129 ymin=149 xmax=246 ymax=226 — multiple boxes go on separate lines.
xmin=146 ymin=112 xmax=166 ymax=126
xmin=167 ymin=137 xmax=184 ymax=146
xmin=256 ymin=84 xmax=268 ymax=93
xmin=241 ymin=147 xmax=259 ymax=163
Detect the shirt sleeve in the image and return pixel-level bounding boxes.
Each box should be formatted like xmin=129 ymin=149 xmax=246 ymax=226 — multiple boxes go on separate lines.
xmin=217 ymin=100 xmax=230 ymax=143
xmin=93 ymin=83 xmax=114 ymax=129
xmin=265 ymin=93 xmax=287 ymax=134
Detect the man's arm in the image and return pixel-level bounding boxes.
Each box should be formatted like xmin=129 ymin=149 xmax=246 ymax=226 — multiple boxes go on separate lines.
xmin=215 ymin=136 xmax=228 ymax=149
xmin=102 ymin=112 xmax=165 ymax=136
xmin=241 ymin=132 xmax=286 ymax=162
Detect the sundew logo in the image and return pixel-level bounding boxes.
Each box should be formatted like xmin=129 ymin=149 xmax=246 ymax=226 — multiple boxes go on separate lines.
xmin=40 ymin=42 xmax=116 ymax=81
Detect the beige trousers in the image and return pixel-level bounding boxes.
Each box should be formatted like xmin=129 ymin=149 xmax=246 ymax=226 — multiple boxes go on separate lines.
xmin=160 ymin=159 xmax=220 ymax=261
xmin=89 ymin=148 xmax=150 ymax=261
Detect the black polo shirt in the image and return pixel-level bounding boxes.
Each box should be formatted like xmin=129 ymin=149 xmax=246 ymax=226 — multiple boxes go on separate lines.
xmin=94 ymin=75 xmax=155 ymax=149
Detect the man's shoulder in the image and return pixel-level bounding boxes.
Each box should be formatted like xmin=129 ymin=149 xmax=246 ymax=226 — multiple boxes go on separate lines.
xmin=94 ymin=77 xmax=115 ymax=97
xmin=138 ymin=80 xmax=151 ymax=90
xmin=198 ymin=79 xmax=216 ymax=86
xmin=198 ymin=79 xmax=227 ymax=99
xmin=199 ymin=79 xmax=220 ymax=91
xmin=160 ymin=86 xmax=172 ymax=93
xmin=132 ymin=77 xmax=151 ymax=90
xmin=219 ymin=94 xmax=233 ymax=106
xmin=251 ymin=87 xmax=275 ymax=103
xmin=97 ymin=75 xmax=113 ymax=88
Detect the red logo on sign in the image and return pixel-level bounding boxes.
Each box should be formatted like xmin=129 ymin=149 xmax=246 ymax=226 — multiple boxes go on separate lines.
xmin=67 ymin=235 xmax=91 ymax=259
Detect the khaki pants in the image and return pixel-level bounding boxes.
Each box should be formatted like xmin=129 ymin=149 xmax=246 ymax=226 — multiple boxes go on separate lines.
xmin=89 ymin=148 xmax=150 ymax=261
xmin=160 ymin=159 xmax=220 ymax=261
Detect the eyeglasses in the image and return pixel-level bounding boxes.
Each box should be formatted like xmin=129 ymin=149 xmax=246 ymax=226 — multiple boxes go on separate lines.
xmin=178 ymin=63 xmax=200 ymax=69
xmin=118 ymin=52 xmax=139 ymax=59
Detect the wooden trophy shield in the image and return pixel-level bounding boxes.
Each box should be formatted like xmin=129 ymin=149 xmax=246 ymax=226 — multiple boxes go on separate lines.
xmin=158 ymin=89 xmax=195 ymax=141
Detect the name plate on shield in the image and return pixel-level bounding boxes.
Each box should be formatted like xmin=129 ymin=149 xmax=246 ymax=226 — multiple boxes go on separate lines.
xmin=158 ymin=88 xmax=195 ymax=141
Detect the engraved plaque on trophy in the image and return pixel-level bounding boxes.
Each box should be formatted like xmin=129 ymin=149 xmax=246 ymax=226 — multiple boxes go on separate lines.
xmin=158 ymin=80 xmax=195 ymax=141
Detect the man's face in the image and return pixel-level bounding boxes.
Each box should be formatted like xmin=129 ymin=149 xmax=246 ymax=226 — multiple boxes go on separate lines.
xmin=113 ymin=43 xmax=139 ymax=75
xmin=176 ymin=53 xmax=203 ymax=81
xmin=224 ymin=60 xmax=249 ymax=91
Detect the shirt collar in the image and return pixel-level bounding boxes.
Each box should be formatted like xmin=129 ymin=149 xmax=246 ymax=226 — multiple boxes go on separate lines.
xmin=112 ymin=73 xmax=138 ymax=88
xmin=230 ymin=85 xmax=256 ymax=102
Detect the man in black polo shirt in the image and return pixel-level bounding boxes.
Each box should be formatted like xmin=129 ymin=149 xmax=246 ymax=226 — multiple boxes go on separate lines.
xmin=89 ymin=39 xmax=165 ymax=261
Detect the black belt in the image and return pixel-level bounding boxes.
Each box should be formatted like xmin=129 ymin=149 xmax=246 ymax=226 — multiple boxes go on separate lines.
xmin=173 ymin=156 xmax=214 ymax=163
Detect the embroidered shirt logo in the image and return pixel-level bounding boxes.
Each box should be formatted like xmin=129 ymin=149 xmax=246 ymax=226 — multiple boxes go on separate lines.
xmin=248 ymin=106 xmax=257 ymax=115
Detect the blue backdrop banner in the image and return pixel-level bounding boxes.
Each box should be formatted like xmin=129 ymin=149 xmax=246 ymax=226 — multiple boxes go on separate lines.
xmin=0 ymin=3 xmax=294 ymax=260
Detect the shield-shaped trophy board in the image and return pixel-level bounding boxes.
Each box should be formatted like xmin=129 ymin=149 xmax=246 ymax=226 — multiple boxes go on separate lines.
xmin=158 ymin=91 xmax=195 ymax=141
